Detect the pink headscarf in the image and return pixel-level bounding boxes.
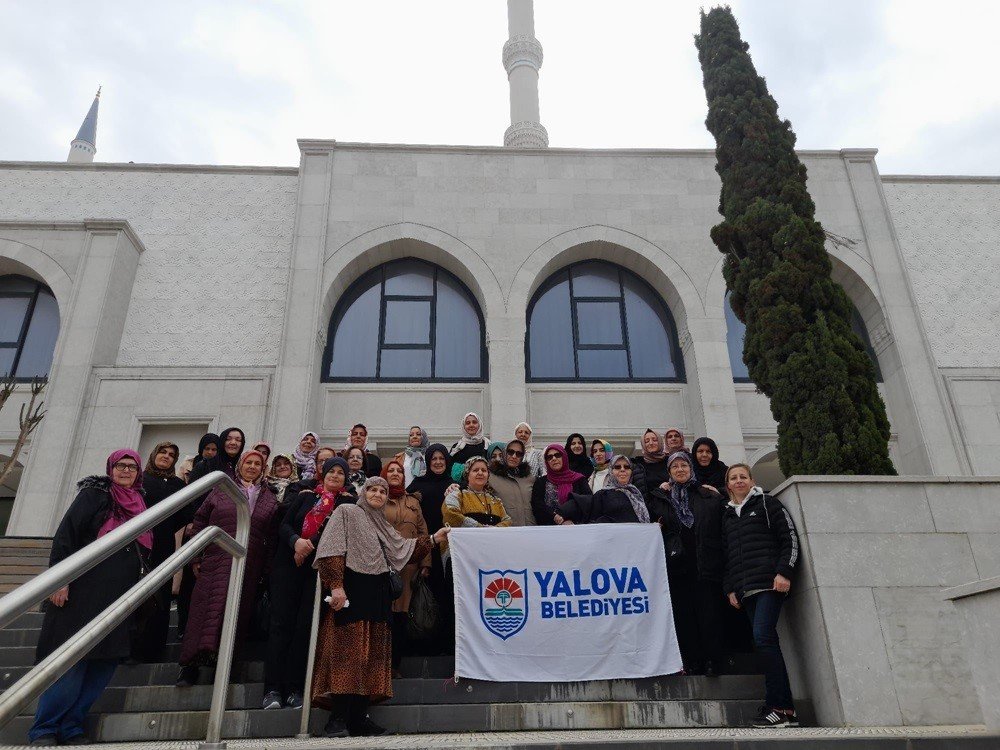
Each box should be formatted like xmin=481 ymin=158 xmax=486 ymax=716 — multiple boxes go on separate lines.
xmin=98 ymin=449 xmax=152 ymax=549
xmin=237 ymin=450 xmax=267 ymax=512
xmin=543 ymin=444 xmax=584 ymax=504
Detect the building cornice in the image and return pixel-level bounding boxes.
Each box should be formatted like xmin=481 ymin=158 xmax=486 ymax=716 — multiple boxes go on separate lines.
xmin=0 ymin=161 xmax=298 ymax=176
xmin=0 ymin=218 xmax=147 ymax=255
xmin=881 ymin=174 xmax=1000 ymax=184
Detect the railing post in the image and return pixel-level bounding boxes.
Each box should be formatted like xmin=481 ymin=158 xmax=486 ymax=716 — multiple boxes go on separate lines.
xmin=297 ymin=575 xmax=323 ymax=738
xmin=199 ymin=484 xmax=252 ymax=750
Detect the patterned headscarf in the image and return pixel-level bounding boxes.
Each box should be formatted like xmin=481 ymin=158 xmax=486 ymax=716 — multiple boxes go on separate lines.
xmin=450 ymin=412 xmax=487 ymax=455
xmin=144 ymin=441 xmax=180 ymax=480
xmin=542 ymin=444 xmax=584 ymax=506
xmin=604 ymin=456 xmax=650 ymax=523
xmin=666 ymin=451 xmax=698 ymax=528
xmin=404 ymin=426 xmax=430 ymax=479
xmin=590 ymin=439 xmax=614 ymax=471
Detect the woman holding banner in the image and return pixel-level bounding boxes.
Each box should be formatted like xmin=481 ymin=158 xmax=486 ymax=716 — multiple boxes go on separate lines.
xmin=647 ymin=451 xmax=725 ymax=677
xmin=557 ymin=455 xmax=649 ymax=525
xmin=311 ymin=476 xmax=450 ymax=737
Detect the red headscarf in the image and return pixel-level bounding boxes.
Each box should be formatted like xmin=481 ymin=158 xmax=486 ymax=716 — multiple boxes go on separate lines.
xmin=99 ymin=449 xmax=152 ymax=549
xmin=301 ymin=457 xmax=351 ymax=541
xmin=381 ymin=460 xmax=406 ymax=499
xmin=543 ymin=444 xmax=584 ymax=504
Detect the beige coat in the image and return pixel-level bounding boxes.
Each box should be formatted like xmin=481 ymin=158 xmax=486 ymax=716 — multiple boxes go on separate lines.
xmin=489 ymin=472 xmax=536 ymax=527
xmin=383 ymin=492 xmax=431 ymax=613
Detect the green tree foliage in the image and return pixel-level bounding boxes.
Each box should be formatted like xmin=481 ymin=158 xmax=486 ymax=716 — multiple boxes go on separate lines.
xmin=695 ymin=7 xmax=894 ymax=476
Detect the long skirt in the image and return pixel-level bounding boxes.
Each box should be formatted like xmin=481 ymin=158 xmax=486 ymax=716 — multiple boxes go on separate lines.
xmin=310 ymin=608 xmax=392 ymax=709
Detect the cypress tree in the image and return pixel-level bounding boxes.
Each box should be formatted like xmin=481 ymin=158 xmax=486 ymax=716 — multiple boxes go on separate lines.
xmin=695 ymin=7 xmax=895 ymax=476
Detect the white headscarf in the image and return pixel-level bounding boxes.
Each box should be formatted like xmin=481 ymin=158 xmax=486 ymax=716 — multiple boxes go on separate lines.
xmin=450 ymin=412 xmax=487 ymax=455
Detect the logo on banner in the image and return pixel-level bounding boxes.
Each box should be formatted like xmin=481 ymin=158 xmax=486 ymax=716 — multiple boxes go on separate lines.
xmin=479 ymin=569 xmax=528 ymax=640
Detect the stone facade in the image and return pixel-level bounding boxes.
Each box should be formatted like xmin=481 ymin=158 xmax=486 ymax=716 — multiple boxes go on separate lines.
xmin=0 ymin=144 xmax=996 ymax=534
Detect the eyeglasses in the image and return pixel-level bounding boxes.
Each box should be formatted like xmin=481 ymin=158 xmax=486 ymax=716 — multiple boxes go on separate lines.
xmin=544 ymin=453 xmax=560 ymax=462
xmin=506 ymin=449 xmax=524 ymax=457
xmin=113 ymin=462 xmax=139 ymax=473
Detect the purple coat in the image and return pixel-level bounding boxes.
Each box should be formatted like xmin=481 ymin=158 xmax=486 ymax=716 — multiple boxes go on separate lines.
xmin=179 ymin=484 xmax=278 ymax=665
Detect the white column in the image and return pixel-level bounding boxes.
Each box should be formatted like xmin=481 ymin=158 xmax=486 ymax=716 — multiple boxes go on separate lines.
xmin=503 ymin=0 xmax=548 ymax=148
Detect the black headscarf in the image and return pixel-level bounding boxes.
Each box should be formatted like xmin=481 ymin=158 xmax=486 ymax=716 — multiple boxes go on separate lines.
xmin=490 ymin=439 xmax=530 ymax=479
xmin=406 ymin=443 xmax=452 ymax=533
xmin=564 ymin=433 xmax=593 ymax=478
xmin=192 ymin=432 xmax=220 ymax=470
xmin=691 ymin=437 xmax=728 ymax=494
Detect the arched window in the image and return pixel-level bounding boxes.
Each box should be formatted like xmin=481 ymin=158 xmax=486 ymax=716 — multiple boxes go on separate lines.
xmin=527 ymin=261 xmax=685 ymax=382
xmin=324 ymin=258 xmax=486 ymax=381
xmin=725 ymin=291 xmax=882 ymax=382
xmin=0 ymin=275 xmax=59 ymax=380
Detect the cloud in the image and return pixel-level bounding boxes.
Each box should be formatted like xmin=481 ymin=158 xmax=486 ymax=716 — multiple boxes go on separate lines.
xmin=0 ymin=0 xmax=997 ymax=174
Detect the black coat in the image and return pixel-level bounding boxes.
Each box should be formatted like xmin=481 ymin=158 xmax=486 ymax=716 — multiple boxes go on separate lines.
xmin=631 ymin=457 xmax=670 ymax=500
xmin=648 ymin=484 xmax=725 ymax=583
xmin=449 ymin=441 xmax=487 ymax=468
xmin=560 ymin=488 xmax=643 ymax=524
xmin=274 ymin=489 xmax=356 ymax=573
xmin=141 ymin=472 xmax=188 ymax=568
xmin=36 ymin=476 xmax=145 ymax=662
xmin=530 ymin=476 xmax=592 ymax=525
xmin=721 ymin=489 xmax=800 ymax=600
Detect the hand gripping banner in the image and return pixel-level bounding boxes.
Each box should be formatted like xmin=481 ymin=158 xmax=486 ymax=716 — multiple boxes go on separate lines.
xmin=450 ymin=524 xmax=682 ymax=682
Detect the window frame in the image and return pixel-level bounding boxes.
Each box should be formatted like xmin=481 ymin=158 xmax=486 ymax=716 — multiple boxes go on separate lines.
xmin=0 ymin=275 xmax=54 ymax=382
xmin=526 ymin=261 xmax=686 ymax=383
xmin=322 ymin=258 xmax=488 ymax=383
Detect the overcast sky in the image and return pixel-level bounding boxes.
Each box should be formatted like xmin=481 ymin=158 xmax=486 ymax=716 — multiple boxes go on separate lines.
xmin=3 ymin=0 xmax=999 ymax=175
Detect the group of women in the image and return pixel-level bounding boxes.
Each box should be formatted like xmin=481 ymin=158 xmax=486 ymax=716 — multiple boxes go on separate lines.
xmin=28 ymin=413 xmax=800 ymax=744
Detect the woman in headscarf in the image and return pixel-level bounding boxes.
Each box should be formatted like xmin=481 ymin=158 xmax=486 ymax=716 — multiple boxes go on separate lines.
xmin=449 ymin=412 xmax=488 ymax=476
xmin=311 ymin=477 xmax=451 ymax=737
xmin=485 ymin=440 xmax=507 ymax=466
xmin=293 ymin=432 xmax=320 ymax=483
xmin=29 ymin=450 xmax=150 ymax=745
xmin=178 ymin=427 xmax=246 ymax=641
xmin=559 ymin=455 xmax=650 ymax=525
xmin=266 ymin=453 xmax=299 ymax=506
xmin=488 ymin=439 xmax=535 ymax=527
xmin=345 ymin=424 xmax=383 ymax=478
xmin=530 ymin=444 xmax=592 ymax=526
xmin=564 ymin=433 xmax=594 ymax=479
xmin=514 ymin=422 xmax=545 ymax=478
xmin=692 ymin=437 xmax=729 ymax=496
xmin=588 ymin=439 xmax=615 ymax=493
xmin=176 ymin=449 xmax=279 ymax=687
xmin=192 ymin=433 xmax=220 ymax=471
xmin=631 ymin=428 xmax=669 ymax=499
xmin=131 ymin=442 xmax=187 ymax=663
xmin=441 ymin=457 xmax=512 ymax=564
xmin=392 ymin=426 xmax=430 ymax=488
xmin=404 ymin=443 xmax=453 ymax=655
xmin=647 ymin=451 xmax=725 ymax=677
xmin=251 ymin=441 xmax=272 ymax=475
xmin=665 ymin=427 xmax=688 ymax=455
xmin=344 ymin=446 xmax=368 ymax=495
xmin=262 ymin=457 xmax=354 ymax=711
xmin=381 ymin=460 xmax=430 ymax=676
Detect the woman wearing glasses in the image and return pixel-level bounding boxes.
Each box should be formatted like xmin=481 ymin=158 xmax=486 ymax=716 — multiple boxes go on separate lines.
xmin=530 ymin=444 xmax=592 ymax=526
xmin=487 ymin=439 xmax=536 ymax=526
xmin=29 ymin=450 xmax=151 ymax=746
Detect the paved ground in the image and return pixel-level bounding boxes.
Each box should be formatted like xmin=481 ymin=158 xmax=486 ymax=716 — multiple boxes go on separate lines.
xmin=1 ymin=725 xmax=992 ymax=749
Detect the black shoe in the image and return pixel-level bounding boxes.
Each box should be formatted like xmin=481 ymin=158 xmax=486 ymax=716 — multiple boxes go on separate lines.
xmin=175 ymin=665 xmax=198 ymax=688
xmin=261 ymin=690 xmax=282 ymax=710
xmin=751 ymin=706 xmax=799 ymax=728
xmin=322 ymin=717 xmax=349 ymax=738
xmin=28 ymin=736 xmax=57 ymax=746
xmin=285 ymin=691 xmax=303 ymax=709
xmin=353 ymin=715 xmax=391 ymax=737
xmin=62 ymin=735 xmax=91 ymax=745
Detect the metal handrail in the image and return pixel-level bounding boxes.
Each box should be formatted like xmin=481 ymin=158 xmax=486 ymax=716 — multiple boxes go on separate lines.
xmin=0 ymin=471 xmax=250 ymax=750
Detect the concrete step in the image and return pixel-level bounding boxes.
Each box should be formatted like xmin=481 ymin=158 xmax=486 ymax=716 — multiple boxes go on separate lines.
xmin=0 ymin=699 xmax=763 ymax=743
xmin=0 ymin=537 xmax=53 ymax=550
xmin=1 ymin=660 xmax=266 ymax=691
xmin=12 ymin=675 xmax=765 ymax=716
xmin=0 ymin=625 xmax=182 ymax=647
xmin=2 ymin=608 xmax=180 ymax=631
xmin=0 ymin=638 xmax=265 ymax=667
xmin=0 ymin=560 xmax=49 ymax=570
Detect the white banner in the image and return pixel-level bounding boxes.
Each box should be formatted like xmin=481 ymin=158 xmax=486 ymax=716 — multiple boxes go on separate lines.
xmin=451 ymin=523 xmax=682 ymax=682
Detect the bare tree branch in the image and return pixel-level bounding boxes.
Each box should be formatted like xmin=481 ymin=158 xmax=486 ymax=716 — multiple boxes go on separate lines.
xmin=0 ymin=378 xmax=47 ymax=490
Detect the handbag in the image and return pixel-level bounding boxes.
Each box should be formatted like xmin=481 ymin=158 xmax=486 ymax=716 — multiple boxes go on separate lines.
xmin=379 ymin=543 xmax=405 ymax=601
xmin=407 ymin=574 xmax=439 ymax=639
xmin=133 ymin=544 xmax=161 ymax=621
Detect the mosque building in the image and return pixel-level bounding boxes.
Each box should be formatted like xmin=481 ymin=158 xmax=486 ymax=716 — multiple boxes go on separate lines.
xmin=0 ymin=0 xmax=998 ymax=537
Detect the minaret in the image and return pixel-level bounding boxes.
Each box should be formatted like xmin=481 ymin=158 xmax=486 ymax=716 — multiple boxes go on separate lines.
xmin=503 ymin=0 xmax=548 ymax=148
xmin=67 ymin=87 xmax=100 ymax=163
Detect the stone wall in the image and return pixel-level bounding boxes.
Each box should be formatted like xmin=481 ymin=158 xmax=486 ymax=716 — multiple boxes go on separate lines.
xmin=775 ymin=476 xmax=1000 ymax=727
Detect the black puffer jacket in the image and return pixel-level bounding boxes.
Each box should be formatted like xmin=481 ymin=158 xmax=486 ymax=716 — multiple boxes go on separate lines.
xmin=721 ymin=488 xmax=799 ymax=600
xmin=648 ymin=484 xmax=725 ymax=582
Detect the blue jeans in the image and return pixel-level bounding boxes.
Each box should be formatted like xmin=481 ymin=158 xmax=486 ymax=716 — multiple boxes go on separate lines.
xmin=743 ymin=590 xmax=794 ymax=711
xmin=28 ymin=659 xmax=117 ymax=742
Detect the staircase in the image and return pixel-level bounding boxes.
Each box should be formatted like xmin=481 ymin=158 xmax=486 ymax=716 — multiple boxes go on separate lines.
xmin=0 ymin=596 xmax=768 ymax=742
xmin=0 ymin=538 xmax=51 ymax=596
